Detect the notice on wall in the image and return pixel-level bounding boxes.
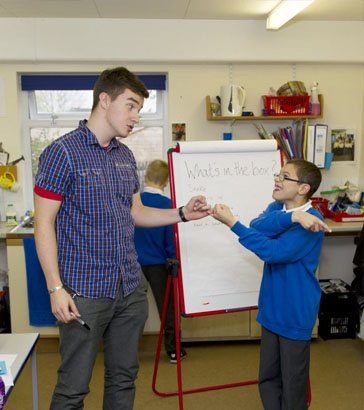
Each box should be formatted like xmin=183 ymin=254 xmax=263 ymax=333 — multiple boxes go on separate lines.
xmin=0 ymin=77 xmax=6 ymax=117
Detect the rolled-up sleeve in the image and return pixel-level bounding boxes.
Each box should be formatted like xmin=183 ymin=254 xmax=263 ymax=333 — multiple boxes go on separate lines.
xmin=35 ymin=141 xmax=71 ymax=197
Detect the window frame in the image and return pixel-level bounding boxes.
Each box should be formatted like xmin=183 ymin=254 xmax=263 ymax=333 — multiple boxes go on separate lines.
xmin=21 ymin=81 xmax=169 ymax=211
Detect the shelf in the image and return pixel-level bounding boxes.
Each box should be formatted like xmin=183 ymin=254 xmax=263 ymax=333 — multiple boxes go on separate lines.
xmin=206 ymin=95 xmax=324 ymax=121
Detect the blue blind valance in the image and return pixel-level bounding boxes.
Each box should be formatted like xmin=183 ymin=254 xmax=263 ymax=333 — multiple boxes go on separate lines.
xmin=21 ymin=74 xmax=166 ymax=91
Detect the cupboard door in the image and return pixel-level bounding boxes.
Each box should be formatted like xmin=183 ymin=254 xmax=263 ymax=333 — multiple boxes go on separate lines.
xmin=250 ymin=310 xmax=262 ymax=338
xmin=181 ymin=311 xmax=250 ymax=342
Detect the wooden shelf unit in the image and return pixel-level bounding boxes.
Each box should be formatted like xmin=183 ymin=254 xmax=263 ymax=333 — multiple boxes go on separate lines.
xmin=206 ymin=95 xmax=324 ymax=121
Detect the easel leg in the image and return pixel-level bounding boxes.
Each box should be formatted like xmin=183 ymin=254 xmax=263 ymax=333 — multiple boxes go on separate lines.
xmin=171 ymin=261 xmax=184 ymax=409
xmin=151 ymin=271 xmax=172 ymax=394
xmin=152 ymin=259 xmax=258 ymax=408
xmin=152 ymin=259 xmax=185 ymax=409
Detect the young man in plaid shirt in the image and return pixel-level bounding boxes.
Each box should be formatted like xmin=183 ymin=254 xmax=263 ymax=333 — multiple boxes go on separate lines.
xmin=34 ymin=67 xmax=210 ymax=410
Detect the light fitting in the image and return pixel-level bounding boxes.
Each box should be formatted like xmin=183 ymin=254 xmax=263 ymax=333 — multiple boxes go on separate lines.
xmin=266 ymin=0 xmax=314 ymax=30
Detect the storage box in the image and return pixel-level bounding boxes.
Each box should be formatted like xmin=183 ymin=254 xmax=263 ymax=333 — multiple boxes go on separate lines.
xmin=318 ymin=279 xmax=359 ymax=340
xmin=262 ymin=95 xmax=310 ymax=116
xmin=311 ymin=197 xmax=329 ymax=218
xmin=326 ymin=209 xmax=364 ymax=222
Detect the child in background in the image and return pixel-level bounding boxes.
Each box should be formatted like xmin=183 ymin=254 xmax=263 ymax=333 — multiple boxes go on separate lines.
xmin=212 ymin=159 xmax=330 ymax=410
xmin=134 ymin=160 xmax=186 ymax=363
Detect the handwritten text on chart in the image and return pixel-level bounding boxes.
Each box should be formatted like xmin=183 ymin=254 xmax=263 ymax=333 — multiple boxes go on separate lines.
xmin=184 ymin=160 xmax=278 ymax=179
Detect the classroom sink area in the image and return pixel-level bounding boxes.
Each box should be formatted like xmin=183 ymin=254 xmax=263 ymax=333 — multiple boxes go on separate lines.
xmin=7 ymin=216 xmax=34 ymax=239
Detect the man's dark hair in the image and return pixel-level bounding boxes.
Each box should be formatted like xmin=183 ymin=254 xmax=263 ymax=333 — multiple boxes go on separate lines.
xmin=92 ymin=67 xmax=149 ymax=111
xmin=287 ymin=159 xmax=322 ymax=199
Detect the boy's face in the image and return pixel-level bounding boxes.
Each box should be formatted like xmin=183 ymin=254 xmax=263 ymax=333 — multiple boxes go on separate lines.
xmin=272 ymin=163 xmax=310 ymax=209
xmin=103 ymin=88 xmax=144 ymax=138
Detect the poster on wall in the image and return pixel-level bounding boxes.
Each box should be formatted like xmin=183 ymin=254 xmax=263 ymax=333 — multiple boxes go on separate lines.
xmin=331 ymin=128 xmax=355 ymax=162
xmin=172 ymin=123 xmax=186 ymax=142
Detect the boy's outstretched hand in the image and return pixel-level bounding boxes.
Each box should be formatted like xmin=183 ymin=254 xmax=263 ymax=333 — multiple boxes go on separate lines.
xmin=183 ymin=196 xmax=212 ymax=221
xmin=292 ymin=211 xmax=332 ymax=233
xmin=212 ymin=204 xmax=237 ymax=228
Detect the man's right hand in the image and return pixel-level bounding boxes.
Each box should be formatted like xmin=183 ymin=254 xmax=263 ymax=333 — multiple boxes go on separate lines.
xmin=50 ymin=289 xmax=81 ymax=323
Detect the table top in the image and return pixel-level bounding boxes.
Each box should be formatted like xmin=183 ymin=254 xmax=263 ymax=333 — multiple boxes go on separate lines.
xmin=325 ymin=218 xmax=363 ymax=235
xmin=0 ymin=333 xmax=39 ymax=395
xmin=0 ymin=222 xmax=13 ymax=239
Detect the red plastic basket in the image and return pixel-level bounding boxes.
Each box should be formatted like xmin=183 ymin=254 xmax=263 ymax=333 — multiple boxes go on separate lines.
xmin=262 ymin=95 xmax=310 ymax=116
xmin=326 ymin=209 xmax=364 ymax=222
xmin=311 ymin=197 xmax=329 ymax=218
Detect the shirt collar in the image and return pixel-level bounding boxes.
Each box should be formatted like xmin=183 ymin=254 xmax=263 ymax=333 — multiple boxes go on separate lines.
xmin=143 ymin=186 xmax=165 ymax=195
xmin=79 ymin=119 xmax=119 ymax=149
xmin=283 ymin=200 xmax=312 ymax=213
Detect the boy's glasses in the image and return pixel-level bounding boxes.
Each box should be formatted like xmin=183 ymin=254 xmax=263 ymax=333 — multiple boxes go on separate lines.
xmin=273 ymin=173 xmax=305 ymax=184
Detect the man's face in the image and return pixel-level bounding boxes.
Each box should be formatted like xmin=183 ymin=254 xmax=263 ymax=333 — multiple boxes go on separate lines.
xmin=104 ymin=88 xmax=144 ymax=138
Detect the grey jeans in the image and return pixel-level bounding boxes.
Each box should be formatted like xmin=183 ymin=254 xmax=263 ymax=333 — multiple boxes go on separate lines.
xmin=50 ymin=275 xmax=149 ymax=410
xmin=259 ymin=326 xmax=310 ymax=410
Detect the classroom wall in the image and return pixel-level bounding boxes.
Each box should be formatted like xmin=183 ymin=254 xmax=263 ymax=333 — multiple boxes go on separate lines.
xmin=1 ymin=62 xmax=363 ymax=218
xmin=0 ymin=18 xmax=363 ymax=64
xmin=0 ymin=17 xmax=363 ymax=332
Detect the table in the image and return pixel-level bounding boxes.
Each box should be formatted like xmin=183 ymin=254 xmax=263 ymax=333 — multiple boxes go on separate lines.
xmin=0 ymin=333 xmax=39 ymax=409
xmin=325 ymin=218 xmax=363 ymax=236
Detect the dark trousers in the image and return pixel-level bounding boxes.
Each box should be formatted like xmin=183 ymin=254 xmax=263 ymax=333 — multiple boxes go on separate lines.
xmin=259 ymin=326 xmax=310 ymax=410
xmin=141 ymin=265 xmax=179 ymax=353
xmin=50 ymin=275 xmax=149 ymax=410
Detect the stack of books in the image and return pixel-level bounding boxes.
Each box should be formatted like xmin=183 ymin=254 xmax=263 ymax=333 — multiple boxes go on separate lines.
xmin=254 ymin=121 xmax=328 ymax=168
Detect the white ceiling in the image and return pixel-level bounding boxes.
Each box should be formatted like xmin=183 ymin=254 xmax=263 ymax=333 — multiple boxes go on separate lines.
xmin=0 ymin=0 xmax=363 ymax=21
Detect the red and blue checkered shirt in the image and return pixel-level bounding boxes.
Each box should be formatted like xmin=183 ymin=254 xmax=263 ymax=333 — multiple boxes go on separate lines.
xmin=35 ymin=120 xmax=142 ymax=299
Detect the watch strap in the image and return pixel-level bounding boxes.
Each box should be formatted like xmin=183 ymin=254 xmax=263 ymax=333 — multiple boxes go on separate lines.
xmin=178 ymin=206 xmax=188 ymax=222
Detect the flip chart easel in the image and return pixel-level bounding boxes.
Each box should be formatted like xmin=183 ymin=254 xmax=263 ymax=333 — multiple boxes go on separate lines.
xmin=152 ymin=259 xmax=259 ymax=410
xmin=152 ymin=140 xmax=282 ymax=409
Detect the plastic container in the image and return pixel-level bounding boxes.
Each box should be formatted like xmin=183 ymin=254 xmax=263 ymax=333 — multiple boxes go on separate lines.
xmin=5 ymin=203 xmax=16 ymax=226
xmin=262 ymin=95 xmax=310 ymax=116
xmin=310 ymin=82 xmax=321 ymax=116
xmin=0 ymin=375 xmax=5 ymax=408
xmin=318 ymin=279 xmax=359 ymax=340
xmin=326 ymin=208 xmax=364 ymax=222
xmin=311 ymin=197 xmax=329 ymax=218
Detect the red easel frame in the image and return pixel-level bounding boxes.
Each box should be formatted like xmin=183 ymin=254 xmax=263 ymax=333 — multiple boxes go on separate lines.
xmin=151 ymin=259 xmax=259 ymax=410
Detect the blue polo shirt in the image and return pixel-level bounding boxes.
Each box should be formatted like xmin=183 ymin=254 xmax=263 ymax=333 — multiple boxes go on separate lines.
xmin=35 ymin=120 xmax=141 ymax=299
xmin=134 ymin=187 xmax=176 ymax=266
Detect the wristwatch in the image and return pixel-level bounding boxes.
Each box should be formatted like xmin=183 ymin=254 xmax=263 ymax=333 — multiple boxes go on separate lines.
xmin=178 ymin=206 xmax=188 ymax=222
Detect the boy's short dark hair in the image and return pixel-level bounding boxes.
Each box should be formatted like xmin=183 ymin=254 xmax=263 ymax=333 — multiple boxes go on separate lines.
xmin=145 ymin=160 xmax=169 ymax=186
xmin=92 ymin=67 xmax=149 ymax=111
xmin=287 ymin=159 xmax=322 ymax=199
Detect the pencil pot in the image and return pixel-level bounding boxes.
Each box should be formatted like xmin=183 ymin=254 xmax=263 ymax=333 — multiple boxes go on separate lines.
xmin=318 ymin=280 xmax=360 ymax=340
xmin=262 ymin=95 xmax=309 ymax=116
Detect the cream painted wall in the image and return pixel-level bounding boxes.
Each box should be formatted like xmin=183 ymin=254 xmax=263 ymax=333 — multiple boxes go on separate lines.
xmin=0 ymin=19 xmax=363 ymax=63
xmin=361 ymin=69 xmax=364 ymax=188
xmin=0 ymin=18 xmax=363 ymax=333
xmin=0 ymin=62 xmax=363 ymax=218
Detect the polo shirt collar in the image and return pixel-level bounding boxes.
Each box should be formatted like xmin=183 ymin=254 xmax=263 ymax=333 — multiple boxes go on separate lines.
xmin=143 ymin=186 xmax=165 ymax=195
xmin=283 ymin=200 xmax=312 ymax=213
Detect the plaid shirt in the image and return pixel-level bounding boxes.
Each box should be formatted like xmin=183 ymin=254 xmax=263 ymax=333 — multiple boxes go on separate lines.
xmin=35 ymin=120 xmax=141 ymax=299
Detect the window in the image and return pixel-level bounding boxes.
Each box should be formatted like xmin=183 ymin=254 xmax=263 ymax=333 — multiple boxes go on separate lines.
xmin=21 ymin=74 xmax=168 ymax=208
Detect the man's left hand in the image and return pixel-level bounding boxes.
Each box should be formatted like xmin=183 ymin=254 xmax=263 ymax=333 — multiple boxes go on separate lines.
xmin=183 ymin=196 xmax=212 ymax=221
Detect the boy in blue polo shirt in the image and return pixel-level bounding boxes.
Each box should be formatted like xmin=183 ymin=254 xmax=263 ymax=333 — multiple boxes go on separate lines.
xmin=134 ymin=160 xmax=186 ymax=363
xmin=212 ymin=159 xmax=330 ymax=410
